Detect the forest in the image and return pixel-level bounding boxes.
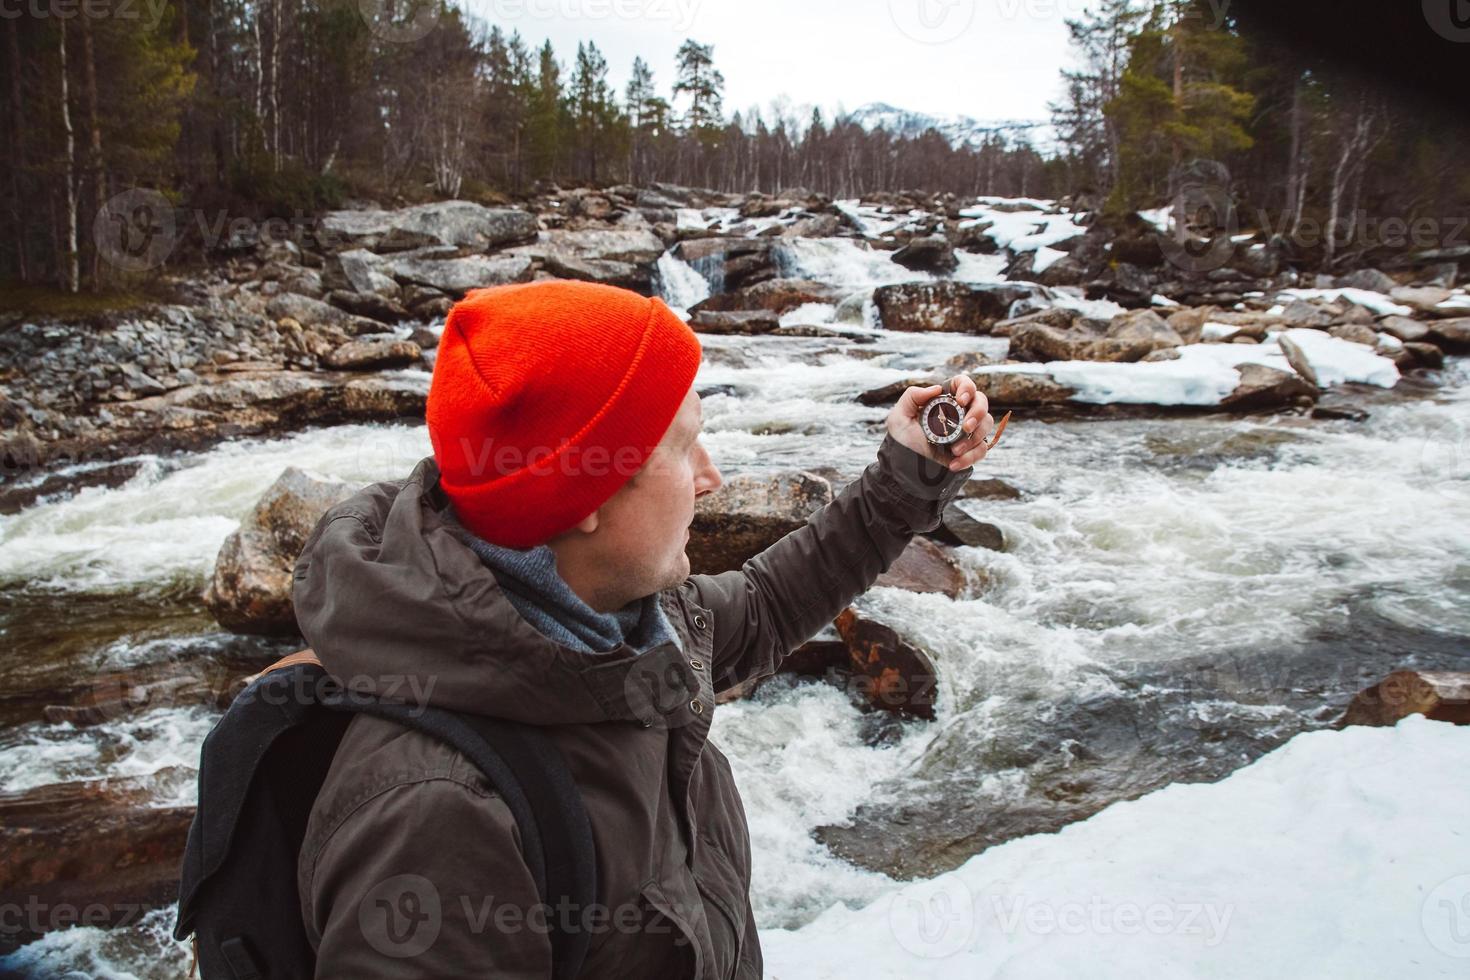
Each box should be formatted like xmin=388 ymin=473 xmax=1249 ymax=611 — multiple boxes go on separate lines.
xmin=3 ymin=0 xmax=1468 ymax=292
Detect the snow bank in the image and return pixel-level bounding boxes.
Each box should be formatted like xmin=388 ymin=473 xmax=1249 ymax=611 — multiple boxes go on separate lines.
xmin=763 ymin=714 xmax=1470 ymax=978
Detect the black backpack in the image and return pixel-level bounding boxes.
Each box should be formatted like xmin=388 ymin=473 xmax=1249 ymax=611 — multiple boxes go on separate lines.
xmin=173 ymin=649 xmax=597 ymax=979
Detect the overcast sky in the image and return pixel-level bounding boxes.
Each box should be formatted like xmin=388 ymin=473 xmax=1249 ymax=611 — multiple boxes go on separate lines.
xmin=461 ymin=0 xmax=1081 ymax=125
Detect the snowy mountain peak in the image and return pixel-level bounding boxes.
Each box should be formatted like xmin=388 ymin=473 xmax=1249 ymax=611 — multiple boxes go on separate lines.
xmin=843 ymin=101 xmax=1055 ymax=153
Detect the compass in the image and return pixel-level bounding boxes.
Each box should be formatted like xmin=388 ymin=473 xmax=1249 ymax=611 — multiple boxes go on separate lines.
xmin=919 ymin=383 xmax=966 ymax=447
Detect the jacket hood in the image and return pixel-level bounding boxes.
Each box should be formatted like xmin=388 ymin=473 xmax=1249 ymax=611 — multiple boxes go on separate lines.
xmin=290 ymin=455 xmax=702 ymax=727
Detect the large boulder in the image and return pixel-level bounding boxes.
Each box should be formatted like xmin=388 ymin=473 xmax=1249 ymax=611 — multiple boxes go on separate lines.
xmin=833 ymin=607 xmax=939 ymax=719
xmin=688 ymin=471 xmax=834 ymax=575
xmin=387 ymin=253 xmax=535 ymax=296
xmin=204 ymin=467 xmax=361 ymax=634
xmin=872 ymin=281 xmax=1042 ymax=333
xmin=971 ymin=369 xmax=1079 ymax=408
xmin=325 ymin=248 xmax=400 ymax=297
xmin=1096 ymin=308 xmax=1185 ymax=362
xmin=688 ymin=310 xmax=781 ymax=335
xmin=317 ymin=201 xmax=539 ymax=253
xmin=872 ymin=536 xmax=968 ymax=597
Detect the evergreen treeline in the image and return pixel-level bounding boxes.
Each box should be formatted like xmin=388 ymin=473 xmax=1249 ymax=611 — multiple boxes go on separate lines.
xmin=1049 ymin=0 xmax=1470 ymax=269
xmin=4 ymin=0 xmax=1467 ymax=293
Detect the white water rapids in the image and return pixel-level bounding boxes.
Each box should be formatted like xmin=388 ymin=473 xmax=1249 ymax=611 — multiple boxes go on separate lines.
xmin=2 ymin=231 xmax=1468 ymax=976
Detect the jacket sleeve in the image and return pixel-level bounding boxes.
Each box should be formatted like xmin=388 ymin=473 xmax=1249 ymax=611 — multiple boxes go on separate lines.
xmin=679 ymin=431 xmax=972 ymax=695
xmin=303 ymin=776 xmax=552 ymax=979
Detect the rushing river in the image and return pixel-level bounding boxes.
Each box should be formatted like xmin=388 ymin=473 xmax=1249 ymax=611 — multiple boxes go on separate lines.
xmin=3 ymin=240 xmax=1468 ymax=976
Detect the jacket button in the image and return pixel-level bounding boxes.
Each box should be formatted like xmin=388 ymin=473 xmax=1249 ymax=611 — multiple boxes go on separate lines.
xmin=690 ymin=700 xmax=704 ymax=714
xmin=689 ymin=659 xmax=704 ymax=671
xmin=693 ymin=614 xmax=707 ymax=630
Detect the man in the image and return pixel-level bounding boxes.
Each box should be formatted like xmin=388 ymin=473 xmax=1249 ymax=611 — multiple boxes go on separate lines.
xmin=292 ymin=278 xmax=995 ymax=977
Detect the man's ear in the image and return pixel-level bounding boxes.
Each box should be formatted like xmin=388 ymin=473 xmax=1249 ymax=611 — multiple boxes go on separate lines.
xmin=573 ymin=507 xmax=599 ymax=534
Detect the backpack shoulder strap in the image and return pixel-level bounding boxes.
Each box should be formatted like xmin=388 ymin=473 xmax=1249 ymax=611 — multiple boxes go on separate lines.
xmin=324 ymin=693 xmax=598 ymax=980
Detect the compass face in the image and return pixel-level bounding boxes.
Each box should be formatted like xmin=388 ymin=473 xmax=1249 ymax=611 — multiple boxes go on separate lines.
xmin=920 ymin=394 xmax=964 ymax=445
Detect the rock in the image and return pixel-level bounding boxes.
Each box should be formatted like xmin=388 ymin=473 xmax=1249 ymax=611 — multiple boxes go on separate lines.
xmin=688 ymin=310 xmax=780 ymax=335
xmin=892 ymin=236 xmax=958 ymax=273
xmin=1083 ymin=262 xmax=1153 ymax=308
xmin=1327 ymin=322 xmax=1378 ymax=346
xmin=1220 ymin=363 xmax=1319 ymax=411
xmin=1334 ymin=268 xmax=1397 ymax=294
xmin=1376 ymin=315 xmax=1431 ymax=343
xmin=317 ymin=201 xmax=539 ymax=253
xmin=1165 ymin=306 xmax=1214 ymax=344
xmin=780 ymin=213 xmax=844 ymax=238
xmin=204 ymin=467 xmax=360 ymax=634
xmin=1339 ymin=670 xmax=1470 ymax=726
xmin=856 ymin=377 xmax=942 ymax=407
xmin=387 ymin=253 xmax=535 ymax=295
xmin=961 ymin=477 xmax=1022 ymax=501
xmin=511 ymin=227 xmax=666 ymax=267
xmin=834 ymin=607 xmax=939 ymax=719
xmin=265 ymin=293 xmax=380 ymax=336
xmin=688 ymin=471 xmax=834 ymax=575
xmin=971 ymin=370 xmax=1079 ymax=409
xmin=873 ymin=536 xmax=967 ymax=597
xmin=1274 ymin=332 xmax=1319 ymax=387
xmin=1416 ymin=262 xmax=1461 ymax=288
xmin=1388 ymin=286 xmax=1454 ymax=317
xmin=409 ymin=326 xmax=441 ymax=349
xmin=1400 ymin=341 xmax=1445 ymax=369
xmin=1428 ymin=317 xmax=1470 ymax=350
xmin=943 ymin=351 xmax=997 ymax=374
xmin=872 ymin=281 xmax=1041 ymax=333
xmin=690 ymin=278 xmax=845 ymax=316
xmin=1278 ymin=299 xmax=1333 ymax=328
xmin=927 ymin=504 xmax=1007 ymax=551
xmin=325 ymin=289 xmax=410 ymax=324
xmin=991 ymin=306 xmax=1079 ymax=338
xmin=327 ymin=249 xmax=400 ymax=297
xmin=1095 ymin=308 xmax=1183 ymax=361
xmin=1009 ymin=320 xmax=1104 ymax=361
xmin=541 ymin=254 xmax=648 ymax=290
xmin=322 ymin=337 xmax=422 ymax=371
xmin=0 ymin=779 xmax=194 ymax=945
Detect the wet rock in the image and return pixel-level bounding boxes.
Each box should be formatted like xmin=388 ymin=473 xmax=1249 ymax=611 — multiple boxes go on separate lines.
xmin=387 ymin=253 xmax=535 ymax=295
xmin=960 ymin=477 xmax=1022 ymax=500
xmin=834 ymin=607 xmax=939 ymax=719
xmin=673 ymin=238 xmax=775 ymax=293
xmin=873 ymin=536 xmax=967 ymax=598
xmin=0 ymin=779 xmax=194 ymax=945
xmin=690 ymin=278 xmax=845 ymax=316
xmin=872 ymin=281 xmax=1041 ymax=333
xmin=317 ymin=201 xmax=539 ymax=253
xmin=856 ymin=377 xmax=942 ymax=407
xmin=205 ymin=467 xmax=361 ymax=635
xmin=322 ymin=337 xmax=422 ymax=371
xmin=1221 ymin=363 xmax=1319 ymax=411
xmin=1275 ymin=332 xmax=1320 ymax=387
xmin=1399 ymin=341 xmax=1446 ymax=369
xmin=688 ymin=471 xmax=834 ymax=575
xmin=892 ymin=236 xmax=958 ymax=273
xmin=689 ymin=310 xmax=780 ymax=335
xmin=1339 ymin=670 xmax=1470 ymax=726
xmin=928 ymin=504 xmax=1007 ymax=551
xmin=409 ymin=326 xmax=441 ymax=349
xmin=780 ymin=213 xmax=844 ymax=238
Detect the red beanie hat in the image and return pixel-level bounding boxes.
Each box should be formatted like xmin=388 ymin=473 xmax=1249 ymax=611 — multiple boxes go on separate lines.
xmin=426 ymin=279 xmax=703 ymax=548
